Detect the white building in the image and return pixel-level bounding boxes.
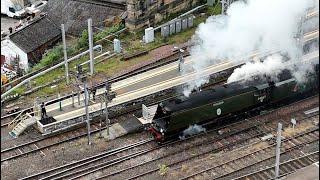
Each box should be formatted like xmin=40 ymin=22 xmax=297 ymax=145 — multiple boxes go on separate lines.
xmin=1 ymin=38 xmax=29 ymax=71
xmin=1 ymin=15 xmax=61 ymax=72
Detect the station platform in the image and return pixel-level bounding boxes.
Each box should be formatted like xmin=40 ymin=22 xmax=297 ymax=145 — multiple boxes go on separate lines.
xmin=102 ymin=115 xmax=146 ymax=140
xmin=36 ymin=58 xmax=240 ymax=134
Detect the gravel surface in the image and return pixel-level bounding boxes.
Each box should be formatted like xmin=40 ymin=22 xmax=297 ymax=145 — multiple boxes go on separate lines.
xmin=0 ymin=112 xmax=151 ymax=179
xmin=75 ymin=96 xmax=319 ymax=180
xmin=1 ymin=130 xmax=152 ymax=179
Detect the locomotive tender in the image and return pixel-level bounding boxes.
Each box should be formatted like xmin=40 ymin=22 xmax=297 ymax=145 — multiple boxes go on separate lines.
xmin=148 ymin=68 xmax=319 ymax=142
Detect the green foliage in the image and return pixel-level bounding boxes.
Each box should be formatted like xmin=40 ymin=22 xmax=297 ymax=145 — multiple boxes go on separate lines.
xmin=158 ymin=164 xmax=169 ymax=176
xmin=31 ymin=45 xmax=63 ymax=71
xmin=93 ymin=24 xmax=124 ymax=42
xmin=207 ymin=3 xmax=222 ymax=15
xmin=76 ymin=29 xmax=89 ymax=50
xmin=11 ymin=86 xmax=25 ymax=95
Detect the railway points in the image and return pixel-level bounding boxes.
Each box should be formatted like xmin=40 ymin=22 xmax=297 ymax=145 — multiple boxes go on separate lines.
xmin=18 ymin=96 xmax=318 ymax=180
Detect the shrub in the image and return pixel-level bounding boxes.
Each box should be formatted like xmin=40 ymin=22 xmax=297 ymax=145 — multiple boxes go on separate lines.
xmin=31 ymin=45 xmax=64 ymax=71
xmin=158 ymin=164 xmax=169 ymax=176
xmin=93 ymin=24 xmax=124 ymax=42
xmin=76 ymin=29 xmax=89 ymax=50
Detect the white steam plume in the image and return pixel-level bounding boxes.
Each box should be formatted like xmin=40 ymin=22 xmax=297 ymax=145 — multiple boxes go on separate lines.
xmin=227 ymin=52 xmax=318 ymax=83
xmin=182 ymin=0 xmax=315 ymax=97
xmin=227 ymin=54 xmax=286 ymax=83
xmin=179 ymin=124 xmax=206 ymax=139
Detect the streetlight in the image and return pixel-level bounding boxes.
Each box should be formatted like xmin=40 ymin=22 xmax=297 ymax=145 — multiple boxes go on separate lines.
xmin=76 ymin=64 xmax=91 ymax=145
xmin=173 ymin=46 xmax=185 ymax=72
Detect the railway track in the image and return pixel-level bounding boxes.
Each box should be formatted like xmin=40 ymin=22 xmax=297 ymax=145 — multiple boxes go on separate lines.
xmin=180 ymin=127 xmax=319 ymax=180
xmin=1 ymin=91 xmax=198 ymax=163
xmin=110 ymin=115 xmax=318 ymax=180
xmin=1 ymin=80 xmax=230 ymax=166
xmin=20 ymin=98 xmax=318 ymax=180
xmin=19 ymin=115 xmax=262 ymax=180
xmin=234 ymin=151 xmax=319 ymax=180
xmin=1 ymin=123 xmax=110 ymax=162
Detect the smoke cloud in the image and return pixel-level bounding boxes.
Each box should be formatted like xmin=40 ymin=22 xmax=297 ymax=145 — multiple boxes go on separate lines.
xmin=227 ymin=54 xmax=286 ymax=83
xmin=179 ymin=124 xmax=206 ymax=139
xmin=182 ymin=0 xmax=316 ymax=97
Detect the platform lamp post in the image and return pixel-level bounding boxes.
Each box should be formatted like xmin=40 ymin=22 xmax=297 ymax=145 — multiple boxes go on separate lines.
xmin=105 ymin=81 xmax=110 ymax=138
xmin=275 ymin=122 xmax=282 ymax=179
xmin=84 ymin=82 xmax=91 ymax=145
xmin=179 ymin=48 xmax=185 ymax=72
xmin=174 ymin=46 xmax=185 ymax=72
xmin=99 ymin=97 xmax=103 ymax=138
xmin=77 ymin=64 xmax=91 ymax=145
xmin=104 ymin=80 xmax=116 ymax=139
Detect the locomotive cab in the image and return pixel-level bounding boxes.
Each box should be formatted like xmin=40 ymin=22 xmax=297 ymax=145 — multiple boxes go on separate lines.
xmin=148 ymin=103 xmax=171 ymax=142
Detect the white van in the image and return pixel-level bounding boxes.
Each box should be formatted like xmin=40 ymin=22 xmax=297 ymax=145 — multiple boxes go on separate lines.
xmin=1 ymin=0 xmax=27 ymax=18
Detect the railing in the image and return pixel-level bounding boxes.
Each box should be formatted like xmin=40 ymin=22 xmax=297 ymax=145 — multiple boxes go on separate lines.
xmin=8 ymin=109 xmax=28 ymax=129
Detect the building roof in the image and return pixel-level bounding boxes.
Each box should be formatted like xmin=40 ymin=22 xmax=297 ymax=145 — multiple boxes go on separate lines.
xmin=9 ymin=16 xmax=61 ymax=54
xmin=43 ymin=0 xmax=124 ymax=35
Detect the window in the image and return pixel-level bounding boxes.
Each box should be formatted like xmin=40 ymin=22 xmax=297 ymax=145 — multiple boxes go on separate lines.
xmin=9 ymin=7 xmax=15 ymax=13
xmin=36 ymin=3 xmax=43 ymax=8
xmin=14 ymin=4 xmax=23 ymax=11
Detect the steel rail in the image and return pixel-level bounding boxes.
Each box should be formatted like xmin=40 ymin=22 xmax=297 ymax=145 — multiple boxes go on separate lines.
xmin=214 ymin=142 xmax=319 ymax=180
xmin=126 ymin=116 xmax=319 ymax=180
xmin=19 ymin=139 xmax=152 ymax=180
xmin=1 ymin=124 xmax=111 ymax=162
xmin=54 ymin=107 xmax=319 ymax=179
xmin=54 ymin=121 xmax=261 ymax=180
xmin=28 ymin=113 xmax=258 ymax=180
xmin=180 ymin=127 xmax=319 ymax=180
xmin=233 ymin=151 xmax=319 ymax=180
xmin=20 ymin=94 xmax=318 ymax=179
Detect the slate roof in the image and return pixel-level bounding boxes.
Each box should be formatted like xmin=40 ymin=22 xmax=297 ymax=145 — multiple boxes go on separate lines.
xmin=9 ymin=16 xmax=61 ymax=53
xmin=44 ymin=0 xmax=124 ymax=35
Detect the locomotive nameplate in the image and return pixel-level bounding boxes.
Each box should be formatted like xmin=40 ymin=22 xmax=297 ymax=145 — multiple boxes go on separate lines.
xmin=212 ymin=101 xmax=224 ymax=107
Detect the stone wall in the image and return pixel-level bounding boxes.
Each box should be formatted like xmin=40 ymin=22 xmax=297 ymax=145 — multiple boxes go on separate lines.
xmin=126 ymin=0 xmax=201 ymax=30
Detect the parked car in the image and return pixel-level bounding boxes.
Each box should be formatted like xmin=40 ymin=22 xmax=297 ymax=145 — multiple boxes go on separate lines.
xmin=1 ymin=0 xmax=27 ymax=18
xmin=25 ymin=1 xmax=47 ymax=15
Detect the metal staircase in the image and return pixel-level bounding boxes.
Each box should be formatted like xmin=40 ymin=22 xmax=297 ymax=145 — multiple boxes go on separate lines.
xmin=9 ymin=110 xmax=38 ymax=138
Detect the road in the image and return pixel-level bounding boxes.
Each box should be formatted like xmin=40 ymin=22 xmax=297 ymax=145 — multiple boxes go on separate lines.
xmin=1 ymin=16 xmax=21 ymax=34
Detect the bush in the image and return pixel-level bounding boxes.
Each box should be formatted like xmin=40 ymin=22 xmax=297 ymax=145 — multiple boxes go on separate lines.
xmin=93 ymin=24 xmax=124 ymax=42
xmin=31 ymin=45 xmax=64 ymax=71
xmin=158 ymin=164 xmax=169 ymax=176
xmin=207 ymin=3 xmax=222 ymax=15
xmin=76 ymin=29 xmax=89 ymax=50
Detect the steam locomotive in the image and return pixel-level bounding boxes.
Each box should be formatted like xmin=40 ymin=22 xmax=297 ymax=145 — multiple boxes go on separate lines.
xmin=148 ymin=66 xmax=319 ymax=142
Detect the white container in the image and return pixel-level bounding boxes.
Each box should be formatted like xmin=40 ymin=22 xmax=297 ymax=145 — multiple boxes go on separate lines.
xmin=144 ymin=27 xmax=154 ymax=43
